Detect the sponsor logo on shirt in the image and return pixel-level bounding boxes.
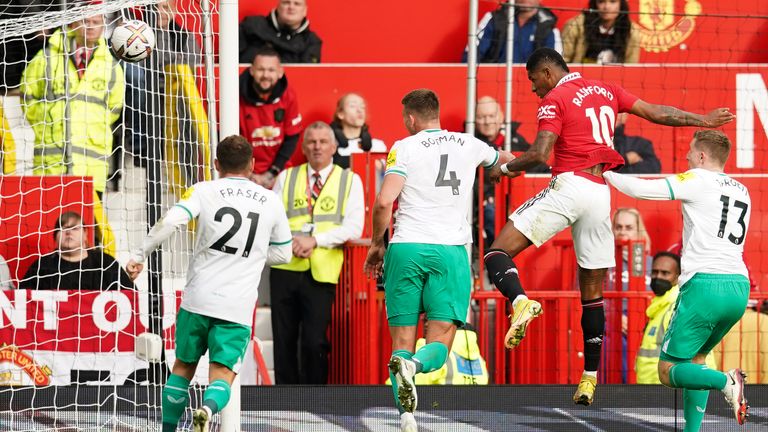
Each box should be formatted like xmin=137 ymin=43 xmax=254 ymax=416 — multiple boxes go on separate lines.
xmin=386 ymin=149 xmax=397 ymax=169
xmin=251 ymin=126 xmax=282 ymax=147
xmin=291 ymin=114 xmax=302 ymax=127
xmin=537 ymin=104 xmax=557 ymax=120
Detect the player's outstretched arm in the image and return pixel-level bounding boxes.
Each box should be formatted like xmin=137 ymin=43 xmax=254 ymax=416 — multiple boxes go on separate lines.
xmin=490 ymin=131 xmax=557 ymax=182
xmin=127 ymin=206 xmax=192 ymax=278
xmin=629 ymin=100 xmax=735 ymax=128
xmin=603 ymin=171 xmax=673 ymax=201
xmin=363 ymin=174 xmax=405 ymax=278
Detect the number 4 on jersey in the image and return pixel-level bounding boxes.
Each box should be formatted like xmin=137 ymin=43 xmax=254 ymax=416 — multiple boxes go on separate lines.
xmin=435 ymin=154 xmax=461 ymax=195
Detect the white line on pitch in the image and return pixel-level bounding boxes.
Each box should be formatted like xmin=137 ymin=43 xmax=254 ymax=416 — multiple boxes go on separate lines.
xmin=552 ymin=408 xmax=606 ymax=432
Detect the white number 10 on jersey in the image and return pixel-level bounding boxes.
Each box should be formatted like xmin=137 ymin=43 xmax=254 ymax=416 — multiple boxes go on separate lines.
xmin=585 ymin=106 xmax=616 ymax=147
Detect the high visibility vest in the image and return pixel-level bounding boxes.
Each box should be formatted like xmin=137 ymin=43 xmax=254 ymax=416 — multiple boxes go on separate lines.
xmin=20 ymin=29 xmax=124 ymax=193
xmin=635 ymin=286 xmax=716 ymax=383
xmin=272 ymin=164 xmax=352 ymax=283
xmin=411 ymin=330 xmax=490 ymax=385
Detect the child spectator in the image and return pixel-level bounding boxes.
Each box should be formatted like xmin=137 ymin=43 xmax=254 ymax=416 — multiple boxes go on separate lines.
xmin=330 ymin=93 xmax=386 ymax=169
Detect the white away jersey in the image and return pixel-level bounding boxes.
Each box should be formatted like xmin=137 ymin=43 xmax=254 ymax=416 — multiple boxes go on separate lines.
xmin=666 ymin=169 xmax=751 ymax=285
xmin=385 ymin=129 xmax=499 ymax=245
xmin=175 ymin=177 xmax=292 ymax=326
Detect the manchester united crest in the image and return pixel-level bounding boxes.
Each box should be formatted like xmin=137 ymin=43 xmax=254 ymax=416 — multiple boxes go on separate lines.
xmin=636 ymin=0 xmax=701 ymax=52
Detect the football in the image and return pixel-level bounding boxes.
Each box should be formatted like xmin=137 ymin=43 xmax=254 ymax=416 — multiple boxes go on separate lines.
xmin=109 ymin=19 xmax=155 ymax=62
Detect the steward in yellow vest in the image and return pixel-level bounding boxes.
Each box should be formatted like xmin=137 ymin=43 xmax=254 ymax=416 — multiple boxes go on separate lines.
xmin=411 ymin=327 xmax=490 ymax=385
xmin=20 ymin=17 xmax=124 ymax=194
xmin=272 ymin=162 xmax=354 ymax=283
xmin=269 ymin=122 xmax=365 ymax=385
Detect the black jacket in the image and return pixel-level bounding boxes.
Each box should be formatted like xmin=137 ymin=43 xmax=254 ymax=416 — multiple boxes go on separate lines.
xmin=613 ymin=126 xmax=661 ymax=174
xmin=482 ymin=5 xmax=558 ymax=63
xmin=239 ymin=9 xmax=322 ymax=64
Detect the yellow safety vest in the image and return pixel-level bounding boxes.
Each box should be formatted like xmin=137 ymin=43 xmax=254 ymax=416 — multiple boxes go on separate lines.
xmin=20 ymin=29 xmax=124 ymax=193
xmin=636 ymin=286 xmax=716 ymax=383
xmin=412 ymin=330 xmax=490 ymax=385
xmin=273 ymin=164 xmax=352 ymax=284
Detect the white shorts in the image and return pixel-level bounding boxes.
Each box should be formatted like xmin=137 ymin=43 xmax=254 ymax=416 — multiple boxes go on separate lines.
xmin=510 ymin=172 xmax=614 ymax=269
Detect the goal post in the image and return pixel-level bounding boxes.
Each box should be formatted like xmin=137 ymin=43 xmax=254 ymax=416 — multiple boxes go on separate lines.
xmin=0 ymin=0 xmax=242 ymax=430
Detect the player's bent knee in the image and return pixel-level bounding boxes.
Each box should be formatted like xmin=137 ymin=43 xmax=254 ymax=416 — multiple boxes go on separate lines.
xmin=657 ymin=360 xmax=674 ymax=387
xmin=490 ymin=221 xmax=532 ymax=257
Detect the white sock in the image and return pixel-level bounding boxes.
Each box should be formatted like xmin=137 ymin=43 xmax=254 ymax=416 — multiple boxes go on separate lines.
xmin=512 ymin=294 xmax=528 ymax=308
xmin=583 ymin=370 xmax=597 ymax=378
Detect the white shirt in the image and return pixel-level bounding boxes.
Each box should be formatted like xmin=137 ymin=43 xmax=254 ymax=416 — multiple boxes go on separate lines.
xmin=604 ymin=169 xmax=751 ymax=286
xmin=273 ymin=163 xmax=365 ymax=248
xmin=335 ymin=137 xmax=387 ymax=158
xmin=386 ymin=129 xmax=499 ymax=245
xmin=134 ymin=177 xmax=292 ymax=326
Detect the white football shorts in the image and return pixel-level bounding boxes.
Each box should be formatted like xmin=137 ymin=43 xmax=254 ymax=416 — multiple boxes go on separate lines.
xmin=510 ymin=171 xmax=614 ymax=269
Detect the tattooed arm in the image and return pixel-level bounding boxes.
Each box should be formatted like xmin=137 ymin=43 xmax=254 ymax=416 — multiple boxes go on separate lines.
xmin=629 ymin=100 xmax=735 ymax=128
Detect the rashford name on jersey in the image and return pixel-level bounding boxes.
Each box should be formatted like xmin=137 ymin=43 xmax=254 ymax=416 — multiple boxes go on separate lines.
xmin=217 ymin=186 xmax=268 ymax=203
xmin=571 ymin=85 xmax=615 ymax=107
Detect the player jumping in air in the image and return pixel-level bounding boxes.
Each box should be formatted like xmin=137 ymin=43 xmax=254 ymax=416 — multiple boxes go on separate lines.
xmin=126 ymin=135 xmax=293 ymax=432
xmin=364 ymin=89 xmax=510 ymax=432
xmin=605 ymin=130 xmax=750 ymax=429
xmin=486 ymin=48 xmax=734 ymax=406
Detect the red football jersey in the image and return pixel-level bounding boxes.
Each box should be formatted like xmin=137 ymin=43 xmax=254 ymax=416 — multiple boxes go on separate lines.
xmin=239 ymin=85 xmax=303 ymax=173
xmin=537 ymin=72 xmax=638 ymax=176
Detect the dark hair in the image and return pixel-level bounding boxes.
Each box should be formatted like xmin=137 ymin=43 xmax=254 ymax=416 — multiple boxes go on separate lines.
xmin=252 ymin=45 xmax=280 ymax=63
xmin=653 ymin=251 xmax=681 ymax=275
xmin=693 ymin=130 xmax=731 ymax=165
xmin=401 ymin=89 xmax=439 ymax=120
xmin=217 ymin=135 xmax=253 ymax=172
xmin=584 ymin=0 xmax=632 ymax=62
xmin=526 ymin=47 xmax=569 ymax=73
xmin=53 ymin=211 xmax=83 ymax=240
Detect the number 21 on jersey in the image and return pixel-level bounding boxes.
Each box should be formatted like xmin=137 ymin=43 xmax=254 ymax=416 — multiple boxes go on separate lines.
xmin=586 ymin=106 xmax=616 ymax=147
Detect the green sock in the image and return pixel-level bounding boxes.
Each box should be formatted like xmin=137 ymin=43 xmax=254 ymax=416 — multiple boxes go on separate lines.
xmin=412 ymin=342 xmax=449 ymax=373
xmin=683 ymin=389 xmax=709 ymax=432
xmin=202 ymin=379 xmax=232 ymax=415
xmin=162 ymin=374 xmax=190 ymax=432
xmin=389 ymin=350 xmax=413 ymax=414
xmin=669 ymin=363 xmax=727 ymax=390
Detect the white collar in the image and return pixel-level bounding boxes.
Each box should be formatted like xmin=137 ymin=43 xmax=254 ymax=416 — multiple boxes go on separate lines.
xmin=307 ymin=163 xmax=334 ymax=182
xmin=556 ymin=72 xmax=582 ymax=88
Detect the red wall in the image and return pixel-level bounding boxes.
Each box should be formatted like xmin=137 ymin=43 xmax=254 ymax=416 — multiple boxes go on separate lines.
xmin=282 ymin=64 xmax=768 ymax=174
xmin=229 ymin=0 xmax=768 ymax=63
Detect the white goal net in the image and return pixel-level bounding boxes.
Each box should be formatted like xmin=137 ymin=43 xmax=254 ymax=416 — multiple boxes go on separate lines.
xmin=0 ymin=0 xmax=231 ymax=430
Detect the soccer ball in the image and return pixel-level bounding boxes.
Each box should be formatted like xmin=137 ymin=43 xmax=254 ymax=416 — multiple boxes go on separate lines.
xmin=109 ymin=19 xmax=155 ymax=62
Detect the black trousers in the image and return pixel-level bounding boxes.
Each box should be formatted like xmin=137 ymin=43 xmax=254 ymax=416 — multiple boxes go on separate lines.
xmin=269 ymin=268 xmax=336 ymax=384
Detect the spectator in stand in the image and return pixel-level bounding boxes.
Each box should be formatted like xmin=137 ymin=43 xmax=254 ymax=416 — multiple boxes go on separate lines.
xmin=463 ymin=0 xmax=561 ymax=63
xmin=124 ymin=0 xmax=202 ymax=173
xmin=329 ymin=92 xmax=387 ymax=169
xmin=562 ymin=0 xmax=641 ymax=64
xmin=269 ymin=121 xmax=364 ymax=384
xmin=239 ymin=46 xmax=303 ymax=189
xmin=20 ymin=212 xmax=134 ymax=290
xmin=614 ymin=113 xmax=661 ymax=174
xmin=239 ymin=0 xmax=322 ymax=64
xmin=0 ymin=0 xmax=55 ymax=91
xmin=606 ymin=207 xmax=652 ymax=383
xmin=0 ymin=255 xmax=13 ymax=289
xmin=21 ymin=14 xmax=124 ymax=199
xmin=473 ymin=96 xmax=548 ymax=247
xmin=713 ymin=300 xmax=768 ymax=384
